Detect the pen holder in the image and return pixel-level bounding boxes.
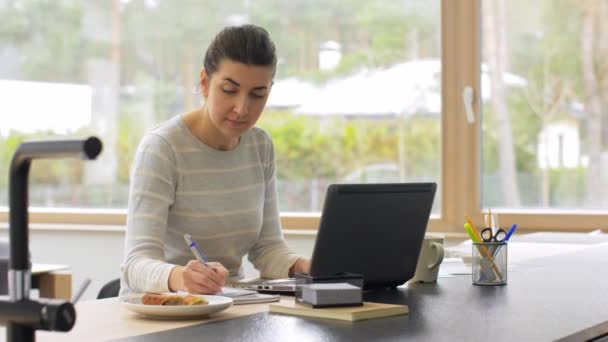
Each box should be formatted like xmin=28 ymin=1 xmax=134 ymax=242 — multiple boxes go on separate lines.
xmin=472 ymin=242 xmax=507 ymax=286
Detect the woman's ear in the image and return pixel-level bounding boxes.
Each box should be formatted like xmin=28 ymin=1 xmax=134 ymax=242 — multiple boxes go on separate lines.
xmin=200 ymin=69 xmax=210 ymax=98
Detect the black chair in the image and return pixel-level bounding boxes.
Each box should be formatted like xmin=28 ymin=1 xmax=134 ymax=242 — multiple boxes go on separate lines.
xmin=97 ymin=278 xmax=120 ymax=299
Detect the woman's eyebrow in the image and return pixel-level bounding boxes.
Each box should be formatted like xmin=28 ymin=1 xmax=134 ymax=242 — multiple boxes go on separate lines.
xmin=223 ymin=77 xmax=240 ymax=86
xmin=223 ymin=77 xmax=268 ymax=90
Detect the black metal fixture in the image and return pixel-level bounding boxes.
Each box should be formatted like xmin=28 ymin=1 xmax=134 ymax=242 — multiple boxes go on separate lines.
xmin=0 ymin=137 xmax=103 ymax=342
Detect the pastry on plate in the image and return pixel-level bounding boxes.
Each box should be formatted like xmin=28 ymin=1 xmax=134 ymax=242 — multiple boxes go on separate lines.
xmin=141 ymin=293 xmax=208 ymax=306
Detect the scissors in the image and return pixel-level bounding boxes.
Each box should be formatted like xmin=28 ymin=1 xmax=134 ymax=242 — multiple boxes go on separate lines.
xmin=480 ymin=227 xmax=507 ymax=242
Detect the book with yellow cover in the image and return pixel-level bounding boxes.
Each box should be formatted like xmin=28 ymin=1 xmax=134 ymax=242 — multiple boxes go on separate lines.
xmin=269 ymin=301 xmax=408 ymax=321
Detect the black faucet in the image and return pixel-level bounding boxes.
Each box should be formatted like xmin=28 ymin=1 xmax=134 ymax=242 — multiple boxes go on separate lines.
xmin=0 ymin=137 xmax=102 ymax=342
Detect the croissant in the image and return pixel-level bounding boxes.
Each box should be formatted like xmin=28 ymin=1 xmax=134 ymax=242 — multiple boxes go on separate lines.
xmin=142 ymin=293 xmax=208 ymax=306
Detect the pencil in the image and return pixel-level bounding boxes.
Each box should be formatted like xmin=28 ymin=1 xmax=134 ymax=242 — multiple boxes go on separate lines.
xmin=488 ymin=208 xmax=492 ymax=229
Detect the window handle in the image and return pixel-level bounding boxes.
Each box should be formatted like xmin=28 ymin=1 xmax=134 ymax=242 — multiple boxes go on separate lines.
xmin=462 ymin=86 xmax=475 ymax=124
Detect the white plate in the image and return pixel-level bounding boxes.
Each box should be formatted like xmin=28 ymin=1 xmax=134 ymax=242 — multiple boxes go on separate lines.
xmin=121 ymin=294 xmax=233 ymax=319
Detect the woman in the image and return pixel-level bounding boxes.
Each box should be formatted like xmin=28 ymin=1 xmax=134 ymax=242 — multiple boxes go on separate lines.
xmin=120 ymin=24 xmax=310 ymax=296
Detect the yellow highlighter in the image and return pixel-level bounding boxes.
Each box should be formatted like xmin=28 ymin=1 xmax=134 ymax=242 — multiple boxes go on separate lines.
xmin=464 ymin=223 xmax=479 ymax=242
xmin=465 ymin=216 xmax=482 ymax=239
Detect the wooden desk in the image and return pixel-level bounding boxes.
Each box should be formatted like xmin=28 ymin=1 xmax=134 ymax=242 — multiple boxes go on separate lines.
xmin=34 ymin=297 xmax=276 ymax=342
xmin=4 ymin=245 xmax=608 ymax=341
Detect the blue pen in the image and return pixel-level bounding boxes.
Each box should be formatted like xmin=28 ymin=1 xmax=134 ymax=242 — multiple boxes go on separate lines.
xmin=183 ymin=233 xmax=208 ymax=266
xmin=504 ymin=224 xmax=517 ymax=241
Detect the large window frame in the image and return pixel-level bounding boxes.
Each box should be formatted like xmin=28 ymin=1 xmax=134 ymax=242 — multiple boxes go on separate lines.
xmin=1 ymin=0 xmax=605 ymax=233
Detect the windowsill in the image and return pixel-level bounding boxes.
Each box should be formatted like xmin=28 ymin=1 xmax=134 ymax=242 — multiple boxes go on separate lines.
xmin=0 ymin=222 xmax=125 ymax=233
xmin=0 ymin=221 xmax=472 ymax=243
xmin=0 ymin=222 xmax=318 ymax=237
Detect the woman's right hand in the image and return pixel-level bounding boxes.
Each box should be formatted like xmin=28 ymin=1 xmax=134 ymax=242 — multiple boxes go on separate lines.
xmin=170 ymin=260 xmax=229 ymax=294
xmin=183 ymin=260 xmax=229 ymax=294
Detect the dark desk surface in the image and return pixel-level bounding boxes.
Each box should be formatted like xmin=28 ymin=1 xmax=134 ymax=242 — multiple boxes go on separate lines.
xmin=119 ymin=244 xmax=608 ymax=342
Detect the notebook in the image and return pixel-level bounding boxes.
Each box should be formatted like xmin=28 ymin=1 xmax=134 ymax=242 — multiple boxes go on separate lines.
xmin=220 ymin=287 xmax=257 ymax=297
xmin=231 ymin=293 xmax=280 ymax=305
xmin=220 ymin=287 xmax=280 ymax=305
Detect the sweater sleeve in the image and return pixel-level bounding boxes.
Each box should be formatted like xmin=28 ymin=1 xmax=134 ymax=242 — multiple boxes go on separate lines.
xmin=247 ymin=133 xmax=300 ymax=278
xmin=121 ymin=134 xmax=179 ymax=293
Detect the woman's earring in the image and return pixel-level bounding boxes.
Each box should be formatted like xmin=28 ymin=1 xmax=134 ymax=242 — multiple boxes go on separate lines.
xmin=191 ymin=83 xmax=201 ymax=95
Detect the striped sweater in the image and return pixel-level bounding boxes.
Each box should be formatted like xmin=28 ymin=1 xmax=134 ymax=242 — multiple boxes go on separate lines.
xmin=119 ymin=115 xmax=299 ymax=296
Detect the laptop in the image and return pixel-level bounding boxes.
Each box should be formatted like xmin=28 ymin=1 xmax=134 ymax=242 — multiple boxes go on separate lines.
xmin=235 ymin=182 xmax=437 ymax=292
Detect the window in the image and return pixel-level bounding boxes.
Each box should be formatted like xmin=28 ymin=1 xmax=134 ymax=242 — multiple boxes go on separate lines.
xmin=480 ymin=0 xmax=608 ymax=229
xmin=0 ymin=0 xmax=442 ymax=227
xmin=4 ymin=1 xmax=599 ymax=232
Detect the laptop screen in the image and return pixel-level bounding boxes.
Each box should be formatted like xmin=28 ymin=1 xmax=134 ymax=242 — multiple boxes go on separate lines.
xmin=309 ymin=182 xmax=436 ymax=289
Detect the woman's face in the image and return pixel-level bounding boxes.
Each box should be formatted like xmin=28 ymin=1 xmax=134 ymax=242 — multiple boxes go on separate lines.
xmin=200 ymin=59 xmax=274 ymax=141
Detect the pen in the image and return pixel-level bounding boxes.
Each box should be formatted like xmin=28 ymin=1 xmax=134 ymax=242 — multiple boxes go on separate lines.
xmin=504 ymin=224 xmax=517 ymax=241
xmin=183 ymin=233 xmax=208 ymax=266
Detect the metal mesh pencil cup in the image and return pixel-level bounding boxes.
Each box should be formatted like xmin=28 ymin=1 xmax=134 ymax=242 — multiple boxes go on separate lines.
xmin=472 ymin=241 xmax=507 ymax=285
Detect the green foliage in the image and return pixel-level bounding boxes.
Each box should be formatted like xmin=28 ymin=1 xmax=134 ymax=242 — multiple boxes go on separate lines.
xmin=508 ymin=93 xmax=544 ymax=172
xmin=0 ymin=133 xmax=26 ymax=188
xmin=548 ymin=167 xmax=585 ymax=206
xmin=402 ymin=118 xmax=441 ymax=175
xmin=258 ymin=111 xmax=439 ymax=180
xmin=0 ymin=129 xmax=92 ymax=189
xmin=258 ymin=112 xmax=340 ymax=179
xmin=0 ymin=0 xmax=88 ymax=82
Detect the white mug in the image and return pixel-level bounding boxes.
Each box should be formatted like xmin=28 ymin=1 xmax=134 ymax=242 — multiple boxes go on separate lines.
xmin=411 ymin=235 xmax=445 ymax=283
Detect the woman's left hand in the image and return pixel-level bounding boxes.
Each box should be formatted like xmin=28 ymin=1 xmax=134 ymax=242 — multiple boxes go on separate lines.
xmin=289 ymin=258 xmax=311 ymax=276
